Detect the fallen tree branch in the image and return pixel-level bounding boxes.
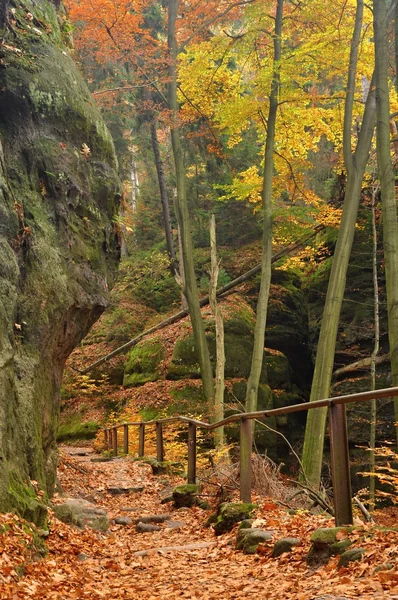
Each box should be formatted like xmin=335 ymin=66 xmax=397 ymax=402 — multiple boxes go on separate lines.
xmin=333 ymin=353 xmax=389 ymax=378
xmin=74 ymin=225 xmax=325 ymax=374
xmin=353 ymin=495 xmax=375 ymax=523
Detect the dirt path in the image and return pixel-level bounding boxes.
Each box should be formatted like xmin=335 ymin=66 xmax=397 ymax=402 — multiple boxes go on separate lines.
xmin=1 ymin=447 xmax=398 ymax=599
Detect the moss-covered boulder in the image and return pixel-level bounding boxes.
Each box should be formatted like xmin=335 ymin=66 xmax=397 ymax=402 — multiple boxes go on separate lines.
xmin=212 ymin=502 xmax=257 ymax=535
xmin=271 ymin=537 xmax=301 ymax=558
xmin=123 ymin=338 xmax=165 ymax=388
xmin=307 ymin=527 xmax=352 ymax=567
xmin=172 ymin=484 xmax=200 ymax=508
xmin=338 ymin=547 xmax=365 ymax=569
xmin=0 ymin=0 xmax=120 ymax=520
xmin=236 ymin=528 xmax=274 ymax=554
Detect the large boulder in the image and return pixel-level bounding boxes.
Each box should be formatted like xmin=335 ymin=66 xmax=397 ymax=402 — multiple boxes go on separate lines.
xmin=0 ymin=0 xmax=120 ymax=520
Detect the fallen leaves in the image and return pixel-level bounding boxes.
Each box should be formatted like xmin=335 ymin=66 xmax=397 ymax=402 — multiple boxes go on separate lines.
xmin=1 ymin=449 xmax=398 ymax=599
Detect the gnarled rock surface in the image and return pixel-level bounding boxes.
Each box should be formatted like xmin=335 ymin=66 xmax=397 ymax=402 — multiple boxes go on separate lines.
xmin=0 ymin=0 xmax=120 ymax=519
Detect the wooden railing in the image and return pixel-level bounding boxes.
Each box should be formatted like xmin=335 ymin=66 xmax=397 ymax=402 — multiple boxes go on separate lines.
xmin=102 ymin=386 xmax=398 ymax=527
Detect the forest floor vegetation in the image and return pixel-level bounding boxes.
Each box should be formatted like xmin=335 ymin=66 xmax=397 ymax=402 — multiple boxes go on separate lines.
xmin=0 ymin=448 xmax=398 ymax=599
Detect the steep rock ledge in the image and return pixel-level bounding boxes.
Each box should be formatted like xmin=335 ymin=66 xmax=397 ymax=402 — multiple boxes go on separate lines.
xmin=0 ymin=0 xmax=120 ymax=519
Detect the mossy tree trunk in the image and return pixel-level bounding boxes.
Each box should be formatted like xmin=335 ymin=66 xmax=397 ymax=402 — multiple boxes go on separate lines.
xmin=245 ymin=0 xmax=283 ymax=415
xmin=167 ymin=0 xmax=215 ymax=412
xmin=301 ymin=0 xmax=377 ymax=487
xmin=374 ymin=0 xmax=398 ymax=446
xmin=209 ymin=214 xmax=225 ymax=445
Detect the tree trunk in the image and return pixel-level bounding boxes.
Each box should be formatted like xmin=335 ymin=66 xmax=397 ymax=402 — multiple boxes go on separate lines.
xmin=369 ymin=185 xmax=380 ymax=508
xmin=209 ymin=214 xmax=225 ymax=445
xmin=150 ymin=118 xmax=179 ymax=276
xmin=301 ymin=0 xmax=377 ymax=487
xmin=245 ymin=0 xmax=283 ymax=415
xmin=167 ymin=0 xmax=215 ymax=411
xmin=374 ymin=0 xmax=398 ymax=446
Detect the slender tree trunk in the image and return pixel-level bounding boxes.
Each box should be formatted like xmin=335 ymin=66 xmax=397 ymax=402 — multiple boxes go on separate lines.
xmin=301 ymin=0 xmax=377 ymax=487
xmin=395 ymin=0 xmax=398 ymax=93
xmin=209 ymin=214 xmax=225 ymax=445
xmin=374 ymin=0 xmax=398 ymax=447
xmin=369 ymin=185 xmax=380 ymax=508
xmin=245 ymin=0 xmax=283 ymax=415
xmin=167 ymin=0 xmax=215 ymax=411
xmin=150 ymin=118 xmax=179 ymax=276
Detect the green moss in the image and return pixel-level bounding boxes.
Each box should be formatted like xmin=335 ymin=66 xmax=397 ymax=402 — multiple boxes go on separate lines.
xmin=7 ymin=474 xmax=47 ymax=527
xmin=310 ymin=527 xmax=350 ymax=545
xmin=213 ymin=502 xmax=257 ymax=535
xmin=56 ymin=419 xmax=99 ymax=442
xmin=124 ymin=338 xmax=165 ymax=388
xmin=173 ymin=484 xmax=201 ymax=508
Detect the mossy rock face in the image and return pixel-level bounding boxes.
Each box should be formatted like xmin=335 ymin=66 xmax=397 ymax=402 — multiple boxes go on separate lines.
xmin=166 ymin=308 xmax=266 ymax=383
xmin=0 ymin=0 xmax=120 ymax=520
xmin=56 ymin=419 xmax=99 ymax=443
xmin=213 ymin=502 xmax=257 ymax=535
xmin=123 ymin=338 xmax=165 ymax=388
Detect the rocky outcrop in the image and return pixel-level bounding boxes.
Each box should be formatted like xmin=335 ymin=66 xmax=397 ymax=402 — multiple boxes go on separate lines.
xmin=0 ymin=0 xmax=120 ymax=519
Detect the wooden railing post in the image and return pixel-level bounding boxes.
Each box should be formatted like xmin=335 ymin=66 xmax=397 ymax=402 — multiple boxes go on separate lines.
xmin=329 ymin=403 xmax=353 ymax=526
xmin=104 ymin=429 xmax=109 ymax=449
xmin=240 ymin=417 xmax=252 ymax=502
xmin=113 ymin=427 xmax=118 ymax=456
xmin=123 ymin=424 xmax=129 ymax=455
xmin=138 ymin=423 xmax=145 ymax=457
xmin=156 ymin=422 xmax=164 ymax=462
xmin=188 ymin=422 xmax=197 ymax=484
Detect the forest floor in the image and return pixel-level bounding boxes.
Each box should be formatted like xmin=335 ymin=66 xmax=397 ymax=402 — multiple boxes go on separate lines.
xmin=1 ymin=447 xmax=398 ymax=600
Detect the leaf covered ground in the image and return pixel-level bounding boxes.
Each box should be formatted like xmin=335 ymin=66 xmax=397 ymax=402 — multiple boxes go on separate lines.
xmin=1 ymin=448 xmax=398 ymax=599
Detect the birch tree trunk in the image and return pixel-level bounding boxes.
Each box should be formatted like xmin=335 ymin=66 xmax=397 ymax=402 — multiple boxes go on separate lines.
xmin=301 ymin=0 xmax=377 ymax=487
xmin=245 ymin=0 xmax=283 ymax=415
xmin=374 ymin=0 xmax=398 ymax=446
xmin=167 ymin=0 xmax=215 ymax=412
xmin=209 ymin=214 xmax=225 ymax=445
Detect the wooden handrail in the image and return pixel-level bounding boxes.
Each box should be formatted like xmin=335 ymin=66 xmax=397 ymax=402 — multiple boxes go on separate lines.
xmin=101 ymin=385 xmax=398 ymax=527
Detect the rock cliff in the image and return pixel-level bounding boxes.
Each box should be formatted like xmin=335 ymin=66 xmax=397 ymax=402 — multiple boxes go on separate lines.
xmin=0 ymin=0 xmax=120 ymax=520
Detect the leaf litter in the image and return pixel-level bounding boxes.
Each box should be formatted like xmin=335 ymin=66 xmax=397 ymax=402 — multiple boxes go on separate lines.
xmin=0 ymin=447 xmax=397 ymax=599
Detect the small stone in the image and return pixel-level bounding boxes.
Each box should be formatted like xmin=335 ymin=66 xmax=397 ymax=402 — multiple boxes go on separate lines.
xmin=238 ymin=519 xmax=253 ymax=530
xmin=236 ymin=528 xmax=274 ymax=554
xmin=165 ymin=520 xmax=185 ymax=529
xmin=106 ymin=486 xmax=144 ymax=495
xmin=272 ymin=537 xmax=301 ymax=558
xmin=136 ymin=522 xmax=162 ymax=533
xmin=136 ymin=514 xmax=170 ymax=524
xmin=38 ymin=529 xmax=50 ymax=538
xmin=160 ymin=494 xmax=173 ymax=504
xmin=91 ymin=457 xmax=113 ymax=463
xmin=77 ymin=553 xmax=89 ymax=562
xmin=120 ymin=507 xmax=139 ymax=512
xmin=337 ymin=547 xmax=365 ymax=569
xmin=330 ymin=538 xmax=352 ymax=555
xmin=114 ymin=516 xmax=132 ymax=526
xmin=374 ymin=563 xmax=394 ymax=573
